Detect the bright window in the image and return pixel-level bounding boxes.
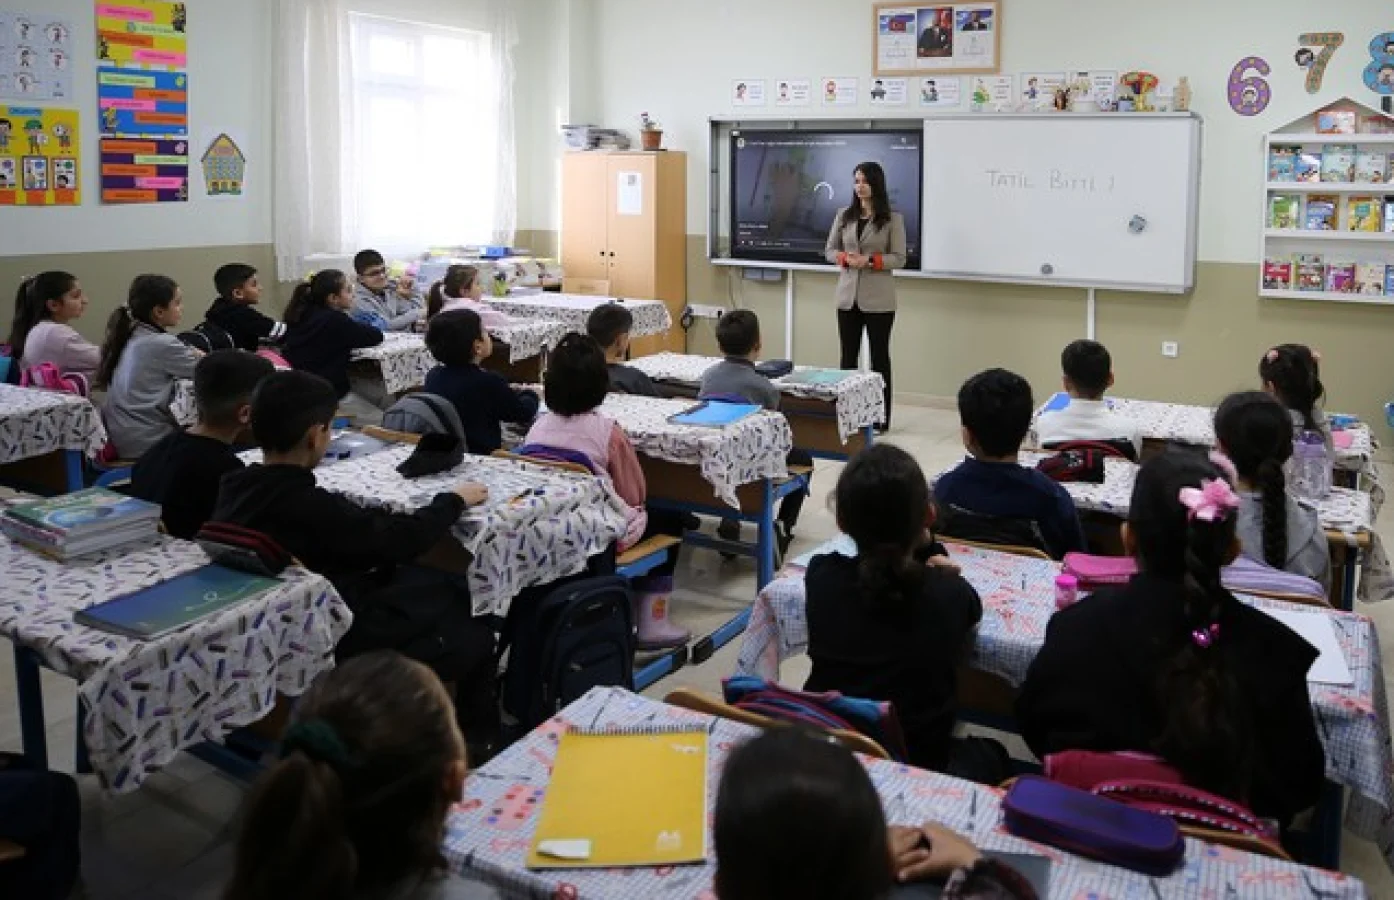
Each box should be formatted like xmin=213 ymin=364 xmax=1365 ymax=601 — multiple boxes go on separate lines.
xmin=349 ymin=14 xmax=497 ymax=253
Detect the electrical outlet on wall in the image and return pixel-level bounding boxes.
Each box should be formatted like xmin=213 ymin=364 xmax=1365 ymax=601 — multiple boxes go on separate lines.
xmin=687 ymin=304 xmax=726 ymax=320
xmin=1161 ymin=341 xmax=1179 ymax=358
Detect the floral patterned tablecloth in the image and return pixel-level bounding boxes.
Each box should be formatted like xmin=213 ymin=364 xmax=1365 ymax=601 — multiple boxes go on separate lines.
xmin=442 ymin=686 xmax=1367 ymax=899
xmin=627 ymin=352 xmax=886 ymax=443
xmin=0 ymin=536 xmax=349 ymax=792
xmin=0 ymin=384 xmax=108 ymax=463
xmin=238 ymin=445 xmax=628 ymax=617
xmin=598 ymin=394 xmax=792 ymax=510
xmin=485 ymin=293 xmax=671 ymax=337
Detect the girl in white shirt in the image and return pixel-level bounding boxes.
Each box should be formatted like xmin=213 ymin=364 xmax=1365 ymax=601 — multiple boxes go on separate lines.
xmin=8 ymin=271 xmax=101 ymax=382
xmin=425 ymin=265 xmax=512 ymax=329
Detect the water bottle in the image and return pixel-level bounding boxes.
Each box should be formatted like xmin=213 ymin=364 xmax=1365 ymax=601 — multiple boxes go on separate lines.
xmin=1288 ymin=430 xmax=1332 ymax=501
xmin=1054 ymin=574 xmax=1080 ymax=611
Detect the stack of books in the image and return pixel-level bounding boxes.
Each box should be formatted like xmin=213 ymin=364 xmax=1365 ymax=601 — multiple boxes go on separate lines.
xmin=0 ymin=488 xmax=161 ymax=560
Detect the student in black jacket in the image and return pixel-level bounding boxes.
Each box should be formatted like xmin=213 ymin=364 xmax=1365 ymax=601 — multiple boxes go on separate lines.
xmin=210 ymin=370 xmax=500 ymax=749
xmin=423 ymin=309 xmax=540 ymax=454
xmin=280 ymin=269 xmax=384 ymax=412
xmin=205 ymin=263 xmax=285 ymax=352
xmin=586 ymin=303 xmax=661 ymax=397
xmin=804 ymin=444 xmax=983 ymax=775
xmin=1016 ymin=452 xmax=1325 ymax=825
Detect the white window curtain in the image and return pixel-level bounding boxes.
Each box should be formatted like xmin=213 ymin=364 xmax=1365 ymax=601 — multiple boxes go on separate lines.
xmin=273 ymin=0 xmax=518 ymax=281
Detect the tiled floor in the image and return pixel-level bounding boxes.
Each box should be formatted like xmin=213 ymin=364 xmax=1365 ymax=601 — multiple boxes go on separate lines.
xmin=4 ymin=403 xmax=1393 ymax=897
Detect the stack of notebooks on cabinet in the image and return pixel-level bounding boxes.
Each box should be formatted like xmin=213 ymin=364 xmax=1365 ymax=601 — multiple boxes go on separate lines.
xmin=0 ymin=488 xmax=161 ymax=560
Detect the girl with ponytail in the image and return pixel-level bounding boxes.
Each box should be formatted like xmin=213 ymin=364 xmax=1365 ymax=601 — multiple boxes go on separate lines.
xmin=281 ymin=269 xmax=385 ymax=411
xmin=425 ymin=265 xmax=511 ymax=328
xmin=1259 ymin=343 xmax=1328 ymax=441
xmin=1017 ymin=451 xmax=1324 ymax=824
xmin=1214 ymin=391 xmax=1330 ymax=589
xmin=9 ymin=271 xmax=100 ymax=380
xmin=98 ymin=274 xmax=201 ymax=458
xmin=804 ymin=443 xmax=986 ymax=774
xmin=224 ymin=651 xmax=499 ymax=900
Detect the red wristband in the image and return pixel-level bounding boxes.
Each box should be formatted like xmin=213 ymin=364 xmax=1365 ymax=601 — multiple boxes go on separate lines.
xmin=872 ymin=253 xmax=884 ymax=271
xmin=837 ymin=251 xmax=849 ymax=268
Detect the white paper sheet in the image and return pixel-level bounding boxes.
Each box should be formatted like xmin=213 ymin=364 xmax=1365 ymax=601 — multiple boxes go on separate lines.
xmin=1255 ymin=606 xmax=1355 ymax=686
xmin=616 ymin=171 xmax=642 ymax=216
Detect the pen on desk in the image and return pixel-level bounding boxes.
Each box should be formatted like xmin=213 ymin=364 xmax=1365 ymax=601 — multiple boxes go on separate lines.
xmin=968 ymin=790 xmax=977 ymax=833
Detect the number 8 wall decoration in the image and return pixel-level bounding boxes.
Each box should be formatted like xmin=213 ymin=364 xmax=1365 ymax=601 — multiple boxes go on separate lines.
xmin=1365 ymin=32 xmax=1394 ymax=96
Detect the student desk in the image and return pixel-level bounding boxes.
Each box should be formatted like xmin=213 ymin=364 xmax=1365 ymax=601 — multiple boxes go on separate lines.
xmin=441 ymin=686 xmax=1367 ymax=899
xmin=0 ymin=385 xmax=106 ymax=494
xmin=0 ymin=533 xmax=349 ymax=791
xmin=238 ymin=444 xmax=629 ymax=617
xmin=349 ymin=324 xmax=567 ymax=394
xmin=626 ymin=352 xmax=885 ymax=460
xmin=485 ymin=291 xmax=672 ymax=338
xmin=736 ymin=541 xmax=1394 ymax=875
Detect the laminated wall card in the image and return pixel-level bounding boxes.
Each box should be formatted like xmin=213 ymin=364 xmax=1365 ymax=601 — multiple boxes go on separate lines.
xmin=0 ymin=104 xmax=80 ymax=205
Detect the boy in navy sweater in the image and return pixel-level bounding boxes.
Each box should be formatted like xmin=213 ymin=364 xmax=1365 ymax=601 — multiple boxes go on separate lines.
xmin=935 ymin=368 xmax=1086 ymax=559
xmin=423 ymin=309 xmax=540 ymax=454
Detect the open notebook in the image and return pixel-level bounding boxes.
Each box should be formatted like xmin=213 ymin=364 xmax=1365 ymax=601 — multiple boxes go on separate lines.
xmin=528 ymin=727 xmax=708 ymax=869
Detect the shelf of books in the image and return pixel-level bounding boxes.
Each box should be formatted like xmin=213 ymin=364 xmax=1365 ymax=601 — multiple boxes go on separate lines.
xmin=1261 ymin=100 xmax=1394 ymax=304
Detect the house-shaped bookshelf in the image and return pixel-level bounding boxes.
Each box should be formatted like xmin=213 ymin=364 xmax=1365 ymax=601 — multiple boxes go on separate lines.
xmin=1260 ymin=97 xmax=1394 ymax=304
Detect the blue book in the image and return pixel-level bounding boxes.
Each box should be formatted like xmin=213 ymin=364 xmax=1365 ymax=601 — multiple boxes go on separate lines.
xmin=74 ymin=564 xmax=279 ymax=640
xmin=1042 ymin=392 xmax=1071 ymax=413
xmin=669 ymin=401 xmax=762 ymax=427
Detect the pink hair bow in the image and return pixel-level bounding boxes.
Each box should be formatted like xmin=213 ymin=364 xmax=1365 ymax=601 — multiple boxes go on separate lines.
xmin=1179 ymin=478 xmax=1240 ymax=522
xmin=1208 ymin=450 xmax=1238 ymax=484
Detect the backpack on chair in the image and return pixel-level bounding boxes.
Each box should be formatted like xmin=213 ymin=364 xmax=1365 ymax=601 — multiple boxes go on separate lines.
xmin=381 ymin=393 xmax=467 ymax=442
xmin=498 ymin=575 xmax=635 ymax=731
xmin=20 ymin=363 xmax=88 ymax=397
xmin=177 ymin=321 xmax=235 ymax=354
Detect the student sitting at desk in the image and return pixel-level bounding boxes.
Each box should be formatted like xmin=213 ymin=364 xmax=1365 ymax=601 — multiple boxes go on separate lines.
xmin=587 ymin=303 xmax=660 ymax=397
xmin=425 ymin=264 xmax=511 ymax=329
xmin=281 ymin=269 xmax=385 ymax=420
xmin=98 ymin=275 xmax=203 ymax=459
xmin=205 ymin=263 xmax=286 ymax=353
xmin=130 ymin=350 xmax=274 ymax=539
xmin=700 ymin=310 xmax=812 ymax=557
xmin=423 ymin=310 xmax=540 ymax=455
xmin=935 ymin=369 xmax=1086 ymax=559
xmin=1214 ymin=391 xmax=1330 ymax=591
xmin=804 ymin=444 xmax=990 ymax=778
xmin=352 ymin=249 xmax=425 ymax=332
xmin=1259 ymin=343 xmax=1330 ymax=449
xmin=1016 ymin=452 xmax=1325 ymax=826
xmin=1035 ymin=339 xmax=1141 ymax=459
xmin=224 ymin=651 xmax=500 ymax=900
xmin=524 ymin=333 xmax=689 ymax=650
xmin=210 ymin=370 xmax=500 ymax=752
xmin=715 ymin=728 xmax=1034 ymax=900
xmin=9 ymin=271 xmax=100 ymax=384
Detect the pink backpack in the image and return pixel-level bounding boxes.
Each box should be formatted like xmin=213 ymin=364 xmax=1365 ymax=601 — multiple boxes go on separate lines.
xmin=21 ymin=363 xmax=89 ymax=397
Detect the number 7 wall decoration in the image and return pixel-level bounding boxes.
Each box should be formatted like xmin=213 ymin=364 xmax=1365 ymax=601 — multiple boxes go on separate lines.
xmin=1297 ymin=32 xmax=1345 ymax=95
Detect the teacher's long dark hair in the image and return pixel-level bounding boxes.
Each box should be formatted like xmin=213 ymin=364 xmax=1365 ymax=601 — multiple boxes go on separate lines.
xmin=839 ymin=161 xmax=892 ymax=230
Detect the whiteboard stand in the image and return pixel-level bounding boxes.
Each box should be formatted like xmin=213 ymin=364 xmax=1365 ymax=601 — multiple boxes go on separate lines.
xmin=1086 ymin=288 xmax=1097 ymax=340
xmin=784 ymin=272 xmax=795 ymax=359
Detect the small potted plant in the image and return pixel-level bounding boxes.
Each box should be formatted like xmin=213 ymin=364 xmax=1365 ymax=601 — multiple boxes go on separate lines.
xmin=639 ymin=112 xmax=663 ymax=151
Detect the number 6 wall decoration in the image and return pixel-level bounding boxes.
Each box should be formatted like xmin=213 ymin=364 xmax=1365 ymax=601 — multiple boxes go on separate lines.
xmin=1364 ymin=31 xmax=1394 ymax=95
xmin=1228 ymin=57 xmax=1271 ymax=116
xmin=1297 ymin=32 xmax=1345 ymax=94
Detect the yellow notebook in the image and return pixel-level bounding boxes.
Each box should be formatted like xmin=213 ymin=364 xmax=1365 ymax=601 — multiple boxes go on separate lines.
xmin=527 ymin=726 xmax=709 ymax=869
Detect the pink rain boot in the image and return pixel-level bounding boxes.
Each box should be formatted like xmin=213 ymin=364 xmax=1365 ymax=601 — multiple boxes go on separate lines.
xmin=634 ymin=576 xmax=690 ymax=651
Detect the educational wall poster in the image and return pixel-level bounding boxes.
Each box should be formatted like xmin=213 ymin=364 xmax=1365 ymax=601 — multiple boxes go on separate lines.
xmin=773 ymin=78 xmax=811 ymax=107
xmin=199 ymin=131 xmax=246 ymax=199
xmin=919 ymin=76 xmax=960 ymax=108
xmin=99 ymin=136 xmax=188 ymax=204
xmin=873 ymin=2 xmax=1001 ymax=76
xmin=732 ymin=79 xmax=766 ymax=107
xmin=822 ymin=77 xmax=858 ymax=105
xmin=869 ymin=77 xmax=909 ymax=106
xmin=968 ymin=74 xmax=1013 ymax=111
xmin=0 ymin=13 xmax=75 ymax=102
xmin=96 ymin=1 xmax=188 ymax=69
xmin=1019 ymin=72 xmax=1064 ymax=111
xmin=0 ymin=104 xmax=80 ymax=205
xmin=98 ymin=66 xmax=188 ymax=136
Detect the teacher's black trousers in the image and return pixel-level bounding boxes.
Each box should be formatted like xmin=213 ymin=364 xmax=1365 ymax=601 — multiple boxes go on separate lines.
xmin=837 ymin=306 xmax=895 ymax=428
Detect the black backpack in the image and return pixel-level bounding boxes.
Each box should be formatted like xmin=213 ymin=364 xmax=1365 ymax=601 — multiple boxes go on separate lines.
xmin=498 ymin=575 xmax=634 ymax=730
xmin=178 ymin=321 xmax=235 ymax=354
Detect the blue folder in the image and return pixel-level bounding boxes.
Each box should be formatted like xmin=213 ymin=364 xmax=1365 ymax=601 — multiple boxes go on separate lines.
xmin=74 ymin=564 xmax=279 ymax=640
xmin=1042 ymin=392 xmax=1072 ymax=413
xmin=669 ymin=401 xmax=762 ymax=428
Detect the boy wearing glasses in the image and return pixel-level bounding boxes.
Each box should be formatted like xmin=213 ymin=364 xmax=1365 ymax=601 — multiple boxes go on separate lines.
xmin=351 ymin=249 xmax=425 ymax=332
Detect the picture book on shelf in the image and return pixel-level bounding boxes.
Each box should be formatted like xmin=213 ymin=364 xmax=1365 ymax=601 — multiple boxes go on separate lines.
xmin=1305 ymin=195 xmax=1337 ymax=231
xmin=1360 ymin=115 xmax=1394 ymax=135
xmin=1387 ymin=265 xmax=1394 ymax=296
xmin=1320 ymin=146 xmax=1355 ymax=183
xmin=1317 ymin=109 xmax=1357 ymax=135
xmin=1356 ymin=263 xmax=1386 ymax=296
xmin=1268 ymin=195 xmax=1299 ymax=230
xmin=1268 ymin=147 xmax=1296 ymax=182
xmin=1295 ymin=152 xmax=1322 ymax=183
xmin=1386 ymin=199 xmax=1394 ymax=233
xmin=1326 ymin=262 xmax=1356 ymax=294
xmin=1263 ymin=259 xmax=1293 ymax=290
xmin=1295 ymin=255 xmax=1326 ymax=292
xmin=1354 ymin=149 xmax=1389 ymax=184
xmin=1347 ymin=197 xmax=1383 ymax=232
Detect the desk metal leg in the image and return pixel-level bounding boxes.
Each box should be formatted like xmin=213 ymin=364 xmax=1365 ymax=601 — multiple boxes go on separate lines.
xmin=75 ymin=699 xmax=91 ymax=775
xmin=1310 ymin=779 xmax=1344 ymax=869
xmin=14 ymin=647 xmax=49 ymax=768
xmin=757 ymin=479 xmax=776 ymax=590
xmin=62 ymin=450 xmax=84 ymax=492
xmin=864 ymin=424 xmax=876 ymax=447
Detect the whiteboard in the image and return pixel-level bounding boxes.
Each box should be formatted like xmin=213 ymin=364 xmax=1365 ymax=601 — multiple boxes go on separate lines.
xmin=920 ymin=114 xmax=1203 ymax=293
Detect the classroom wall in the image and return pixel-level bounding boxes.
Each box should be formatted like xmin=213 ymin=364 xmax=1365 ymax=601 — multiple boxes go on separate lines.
xmin=578 ymin=0 xmax=1394 ymax=429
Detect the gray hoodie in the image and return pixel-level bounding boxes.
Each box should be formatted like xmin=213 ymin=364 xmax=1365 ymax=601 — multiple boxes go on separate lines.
xmin=1236 ymin=490 xmax=1331 ymax=591
xmin=102 ymin=322 xmax=200 ymax=458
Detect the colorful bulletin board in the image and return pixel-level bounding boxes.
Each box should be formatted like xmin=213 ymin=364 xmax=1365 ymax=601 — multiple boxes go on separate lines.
xmin=95 ymin=2 xmax=187 ymax=69
xmin=98 ymin=66 xmax=187 ymax=136
xmin=99 ymin=137 xmax=188 ymax=203
xmin=874 ymin=2 xmax=1001 ymax=76
xmin=0 ymin=12 xmax=76 ymax=102
xmin=0 ymin=105 xmax=81 ymax=205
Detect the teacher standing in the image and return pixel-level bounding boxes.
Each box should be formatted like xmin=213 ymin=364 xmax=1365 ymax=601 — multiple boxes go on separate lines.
xmin=825 ymin=161 xmax=906 ymax=430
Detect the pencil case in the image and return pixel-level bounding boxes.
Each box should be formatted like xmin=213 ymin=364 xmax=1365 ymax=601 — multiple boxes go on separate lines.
xmin=1061 ymin=553 xmax=1137 ymax=589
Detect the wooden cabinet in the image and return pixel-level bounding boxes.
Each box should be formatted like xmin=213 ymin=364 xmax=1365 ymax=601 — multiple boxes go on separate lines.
xmin=561 ymin=151 xmax=687 ymax=355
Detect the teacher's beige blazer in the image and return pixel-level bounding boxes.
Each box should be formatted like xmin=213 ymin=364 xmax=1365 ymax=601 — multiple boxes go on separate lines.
xmin=824 ymin=211 xmax=907 ymax=313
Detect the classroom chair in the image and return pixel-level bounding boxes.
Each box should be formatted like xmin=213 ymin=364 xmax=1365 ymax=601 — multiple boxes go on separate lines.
xmin=942 ymin=536 xmax=1052 ymax=561
xmin=938 ymin=506 xmax=1051 ymax=558
xmin=663 ymin=687 xmax=892 ymax=761
xmin=362 ymin=425 xmax=421 ymax=445
xmin=89 ymin=461 xmax=135 ymax=489
xmin=1234 ymin=586 xmax=1333 ymax=610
